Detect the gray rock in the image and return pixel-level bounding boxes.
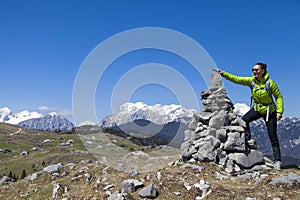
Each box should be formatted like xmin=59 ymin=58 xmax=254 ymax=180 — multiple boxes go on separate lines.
xmin=78 ymin=166 xmax=89 ymax=173
xmin=181 ymin=140 xmax=193 ymax=150
xmin=188 ymin=117 xmax=199 ymax=130
xmin=255 ymin=174 xmax=268 ymax=184
xmin=51 ymin=173 xmax=59 ymax=180
xmin=182 ymin=145 xmax=197 ymax=158
xmin=0 ymin=176 xmax=14 ymax=185
xmin=287 ymin=172 xmax=300 ymax=182
xmin=157 ymin=171 xmax=162 ymax=182
xmin=238 ymin=173 xmax=253 ymax=179
xmin=269 ymin=172 xmax=300 ymax=186
xmin=129 ymin=170 xmax=138 ymax=177
xmin=225 ymin=159 xmax=235 ymax=173
xmin=249 ymin=165 xmax=271 ymax=173
xmin=198 ymin=112 xmax=214 ymax=123
xmin=209 ymin=110 xmax=226 ymax=129
xmin=194 ymin=136 xmax=220 ymax=162
xmin=43 ymin=163 xmax=64 ymax=174
xmin=139 ymin=183 xmax=157 ymax=199
xmin=25 ymin=172 xmax=39 ymax=181
xmin=80 ymin=159 xmax=93 ymax=164
xmin=216 ymin=129 xmax=227 ymax=142
xmin=115 ymin=163 xmax=126 ymax=171
xmin=211 ymin=71 xmax=223 ymax=87
xmin=84 ymin=173 xmax=93 ymax=182
xmin=103 ymin=184 xmax=115 ymax=191
xmin=228 ymin=150 xmax=264 ymax=168
xmin=216 ymin=150 xmax=228 ymax=166
xmin=224 ymin=132 xmax=245 ymax=151
xmin=228 ymin=126 xmax=244 ymax=133
xmin=180 ymin=163 xmax=205 ymax=172
xmin=231 ymin=118 xmax=246 ymax=127
xmin=173 ymin=191 xmax=181 ymax=196
xmin=192 ymin=152 xmax=205 ymax=161
xmin=121 ymin=179 xmax=144 ymax=193
xmin=215 ymin=172 xmax=229 ymax=180
xmin=21 ymin=151 xmax=28 ymax=155
xmin=195 ymin=179 xmax=211 ymax=199
xmin=52 ymin=183 xmax=60 ymax=199
xmin=198 ymin=130 xmax=210 ymax=138
xmin=184 ymin=130 xmax=194 ymax=141
xmin=184 ymin=182 xmax=192 ymax=191
xmin=66 ymin=163 xmax=76 ymax=170
xmin=52 ymin=183 xmax=67 ymax=199
xmin=108 ymin=191 xmax=124 ymax=200
xmin=195 ymin=125 xmax=204 ymax=133
xmin=226 ymin=112 xmax=237 ymax=122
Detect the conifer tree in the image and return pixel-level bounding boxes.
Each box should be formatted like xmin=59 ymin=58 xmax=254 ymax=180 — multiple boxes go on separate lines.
xmin=21 ymin=169 xmax=27 ymax=179
xmin=13 ymin=174 xmax=17 ymax=181
xmin=8 ymin=170 xmax=13 ymax=178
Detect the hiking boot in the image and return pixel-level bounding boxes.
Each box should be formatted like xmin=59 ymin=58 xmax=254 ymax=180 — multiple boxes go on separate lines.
xmin=274 ymin=161 xmax=282 ymax=170
xmin=247 ymin=139 xmax=258 ymax=150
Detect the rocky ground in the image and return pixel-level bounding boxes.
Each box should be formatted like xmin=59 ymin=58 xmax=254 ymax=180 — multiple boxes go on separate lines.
xmin=0 ymin=148 xmax=299 ymax=200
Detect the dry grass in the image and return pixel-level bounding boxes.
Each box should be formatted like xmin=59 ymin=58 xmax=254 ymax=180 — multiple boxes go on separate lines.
xmin=0 ymin=159 xmax=299 ymax=200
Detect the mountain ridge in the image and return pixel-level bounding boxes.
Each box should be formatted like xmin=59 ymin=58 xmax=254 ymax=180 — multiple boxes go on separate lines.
xmin=0 ymin=107 xmax=73 ymax=131
xmin=99 ymin=102 xmax=300 ymax=165
xmin=100 ymin=102 xmax=196 ymax=127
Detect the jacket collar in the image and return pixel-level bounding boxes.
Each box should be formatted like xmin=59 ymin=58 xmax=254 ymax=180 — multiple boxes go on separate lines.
xmin=252 ymin=71 xmax=269 ymax=84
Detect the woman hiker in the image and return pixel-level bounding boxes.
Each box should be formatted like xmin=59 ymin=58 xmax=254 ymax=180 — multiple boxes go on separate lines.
xmin=215 ymin=62 xmax=284 ymax=170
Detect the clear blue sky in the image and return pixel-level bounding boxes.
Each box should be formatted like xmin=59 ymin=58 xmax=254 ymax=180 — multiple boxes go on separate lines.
xmin=1 ymin=0 xmax=299 ymax=124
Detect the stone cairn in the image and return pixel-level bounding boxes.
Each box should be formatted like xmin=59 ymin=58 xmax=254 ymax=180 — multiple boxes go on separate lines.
xmin=180 ymin=71 xmax=270 ymax=173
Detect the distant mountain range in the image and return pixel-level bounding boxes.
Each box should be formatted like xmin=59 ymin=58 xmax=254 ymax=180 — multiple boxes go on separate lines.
xmin=1 ymin=102 xmax=299 ymax=165
xmin=100 ymin=102 xmax=300 ymax=165
xmin=0 ymin=107 xmax=73 ymax=131
xmin=99 ymin=102 xmax=195 ymax=147
xmin=100 ymin=102 xmax=196 ymax=127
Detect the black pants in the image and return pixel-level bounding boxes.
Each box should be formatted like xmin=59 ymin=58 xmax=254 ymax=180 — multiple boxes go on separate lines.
xmin=242 ymin=108 xmax=281 ymax=162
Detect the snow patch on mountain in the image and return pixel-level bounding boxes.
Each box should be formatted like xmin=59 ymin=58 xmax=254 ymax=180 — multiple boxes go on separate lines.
xmin=100 ymin=102 xmax=197 ymax=127
xmin=0 ymin=107 xmax=43 ymax=124
xmin=0 ymin=107 xmax=73 ymax=131
xmin=233 ymin=103 xmax=251 ymax=117
xmin=0 ymin=107 xmax=13 ymax=122
xmin=78 ymin=120 xmax=98 ymax=126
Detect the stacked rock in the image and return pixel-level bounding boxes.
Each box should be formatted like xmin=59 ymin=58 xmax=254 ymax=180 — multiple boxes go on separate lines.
xmin=180 ymin=71 xmax=266 ymax=173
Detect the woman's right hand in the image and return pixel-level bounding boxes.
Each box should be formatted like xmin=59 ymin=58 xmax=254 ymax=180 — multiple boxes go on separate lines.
xmin=214 ymin=68 xmax=223 ymax=75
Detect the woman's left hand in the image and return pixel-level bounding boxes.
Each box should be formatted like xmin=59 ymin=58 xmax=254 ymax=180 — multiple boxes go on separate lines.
xmin=276 ymin=113 xmax=282 ymax=121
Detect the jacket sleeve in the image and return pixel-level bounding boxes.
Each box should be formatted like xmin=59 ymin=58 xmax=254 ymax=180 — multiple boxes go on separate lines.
xmin=221 ymin=71 xmax=252 ymax=86
xmin=270 ymin=80 xmax=284 ymax=114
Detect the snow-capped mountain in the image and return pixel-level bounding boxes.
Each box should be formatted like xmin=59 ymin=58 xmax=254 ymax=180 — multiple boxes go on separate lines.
xmin=0 ymin=107 xmax=43 ymax=124
xmin=101 ymin=102 xmax=300 ymax=164
xmin=78 ymin=120 xmax=98 ymax=127
xmin=100 ymin=102 xmax=197 ymax=127
xmin=233 ymin=103 xmax=251 ymax=117
xmin=0 ymin=108 xmax=73 ymax=131
xmin=18 ymin=112 xmax=74 ymax=131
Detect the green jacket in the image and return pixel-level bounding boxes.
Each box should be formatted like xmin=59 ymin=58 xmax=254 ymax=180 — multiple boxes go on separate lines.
xmin=222 ymin=71 xmax=284 ymax=114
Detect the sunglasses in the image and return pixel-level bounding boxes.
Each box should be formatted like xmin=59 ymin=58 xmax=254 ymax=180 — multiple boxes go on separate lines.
xmin=252 ymin=68 xmax=260 ymax=72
